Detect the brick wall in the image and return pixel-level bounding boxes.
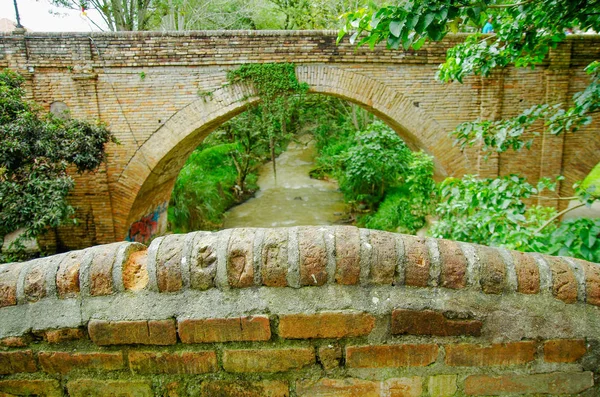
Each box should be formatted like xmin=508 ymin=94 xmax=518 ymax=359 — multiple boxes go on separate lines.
xmin=1 ymin=226 xmax=599 ymax=396
xmin=0 ymin=31 xmax=599 ymax=249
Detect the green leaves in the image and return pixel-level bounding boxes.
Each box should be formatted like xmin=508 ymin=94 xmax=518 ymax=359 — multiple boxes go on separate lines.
xmin=0 ymin=69 xmax=115 ymax=249
xmin=428 ymin=174 xmax=558 ymax=250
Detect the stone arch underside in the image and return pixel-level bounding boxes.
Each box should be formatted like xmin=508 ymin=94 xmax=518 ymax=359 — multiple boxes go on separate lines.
xmin=115 ymin=66 xmax=465 ymax=241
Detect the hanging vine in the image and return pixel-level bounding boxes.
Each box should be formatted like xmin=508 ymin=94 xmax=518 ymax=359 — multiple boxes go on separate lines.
xmin=227 ymin=63 xmax=309 ymax=177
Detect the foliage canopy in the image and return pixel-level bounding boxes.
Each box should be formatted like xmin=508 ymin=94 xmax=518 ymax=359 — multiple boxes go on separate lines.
xmin=339 ymin=0 xmax=600 ymax=155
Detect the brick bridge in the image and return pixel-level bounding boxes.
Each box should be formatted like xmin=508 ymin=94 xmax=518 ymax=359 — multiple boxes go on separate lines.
xmin=0 ymin=227 xmax=599 ymax=395
xmin=0 ymin=31 xmax=599 ymax=249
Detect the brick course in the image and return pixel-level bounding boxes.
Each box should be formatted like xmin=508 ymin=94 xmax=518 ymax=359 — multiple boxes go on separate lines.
xmin=445 ymin=341 xmax=536 ymax=366
xmin=464 ymin=372 xmax=594 ymax=395
xmin=222 ymin=348 xmax=315 ymax=373
xmin=38 ymin=351 xmax=124 ymax=374
xmin=278 ymin=312 xmax=375 ymax=339
xmin=129 ymin=351 xmax=217 ymax=374
xmin=178 ymin=316 xmax=271 ymax=343
xmin=88 ymin=319 xmax=176 ymax=345
xmin=346 ymin=344 xmax=439 ymax=368
xmin=391 ymin=309 xmax=482 ymax=336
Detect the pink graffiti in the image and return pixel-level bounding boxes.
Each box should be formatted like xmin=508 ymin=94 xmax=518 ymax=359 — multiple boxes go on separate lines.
xmin=127 ymin=204 xmax=166 ymax=243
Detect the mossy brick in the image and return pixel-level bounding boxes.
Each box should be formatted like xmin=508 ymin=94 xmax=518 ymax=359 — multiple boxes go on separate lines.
xmin=296 ymin=377 xmax=422 ymax=397
xmin=222 ymin=348 xmax=315 ymax=373
xmin=200 ymin=380 xmax=289 ymax=397
xmin=44 ymin=328 xmax=86 ymax=344
xmin=0 ymin=351 xmax=37 ymax=374
xmin=445 ymin=341 xmax=536 ymax=366
xmin=465 ymin=372 xmax=594 ymax=395
xmin=67 ymin=379 xmax=153 ymax=397
xmin=39 ymin=351 xmax=124 ymax=374
xmin=345 ymin=344 xmax=438 ymax=368
xmin=428 ymin=375 xmax=457 ymax=397
xmin=544 ymin=339 xmax=587 ymax=363
xmin=0 ymin=380 xmax=62 ymax=397
xmin=88 ymin=319 xmax=176 ymax=345
xmin=129 ymin=350 xmax=217 ymax=374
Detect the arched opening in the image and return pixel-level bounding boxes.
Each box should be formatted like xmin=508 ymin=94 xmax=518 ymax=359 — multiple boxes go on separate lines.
xmin=114 ymin=66 xmax=465 ymax=241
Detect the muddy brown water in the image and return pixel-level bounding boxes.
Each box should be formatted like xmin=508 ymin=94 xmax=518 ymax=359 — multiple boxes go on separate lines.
xmin=222 ymin=136 xmax=348 ymax=228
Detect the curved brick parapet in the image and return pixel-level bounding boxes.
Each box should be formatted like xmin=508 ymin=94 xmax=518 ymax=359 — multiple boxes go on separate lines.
xmin=1 ymin=227 xmax=599 ymax=396
xmin=1 ymin=226 xmax=599 ymax=309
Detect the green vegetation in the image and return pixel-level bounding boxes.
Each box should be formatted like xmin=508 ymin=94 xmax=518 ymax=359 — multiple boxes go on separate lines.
xmin=50 ymin=0 xmax=378 ymax=31
xmin=168 ymin=63 xmax=308 ymax=232
xmin=0 ymin=69 xmax=115 ymax=258
xmin=168 ymin=141 xmax=256 ymax=232
xmin=338 ymin=0 xmax=600 ymax=260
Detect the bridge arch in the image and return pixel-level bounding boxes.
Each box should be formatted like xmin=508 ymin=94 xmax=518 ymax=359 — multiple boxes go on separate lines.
xmin=115 ymin=66 xmax=465 ymax=240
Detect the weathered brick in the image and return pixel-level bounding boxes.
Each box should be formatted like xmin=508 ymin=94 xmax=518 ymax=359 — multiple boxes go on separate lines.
xmin=403 ymin=236 xmax=430 ymax=287
xmin=438 ymin=239 xmax=467 ymax=289
xmin=178 ymin=316 xmax=271 ymax=343
xmin=88 ymin=319 xmax=176 ymax=345
xmin=576 ymin=258 xmax=600 ymax=306
xmin=346 ymin=344 xmax=438 ymax=368
xmin=445 ymin=341 xmax=536 ymax=366
xmin=296 ymin=378 xmax=422 ymax=397
xmin=201 ymin=380 xmax=289 ymax=397
xmin=334 ymin=226 xmax=361 ymax=285
xmin=122 ymin=249 xmax=149 ymax=291
xmin=67 ymin=379 xmax=153 ymax=397
xmin=129 ymin=350 xmax=217 ymax=374
xmin=44 ymin=327 xmax=86 ymax=343
xmin=0 ymin=351 xmax=37 ymax=374
xmin=478 ymin=246 xmax=507 ymax=294
xmin=392 ymin=309 xmax=482 ymax=337
xmin=369 ymin=231 xmax=397 ymax=284
xmin=156 ymin=235 xmax=185 ymax=292
xmin=545 ymin=256 xmax=578 ymax=303
xmin=386 ymin=378 xmax=423 ymax=397
xmin=298 ymin=227 xmax=328 ymax=286
xmin=0 ymin=336 xmax=29 ymax=347
xmin=189 ymin=233 xmax=218 ymax=290
xmin=544 ymin=339 xmax=587 ymax=363
xmin=511 ymin=250 xmax=540 ymax=294
xmin=56 ymin=251 xmax=82 ymax=298
xmin=39 ymin=351 xmax=124 ymax=374
xmin=296 ymin=378 xmax=379 ymax=397
xmin=262 ymin=229 xmax=289 ymax=287
xmin=318 ymin=345 xmax=342 ymax=370
xmin=89 ymin=246 xmax=117 ymax=296
xmin=23 ymin=261 xmax=47 ymax=302
xmin=223 ymin=348 xmax=315 ymax=373
xmin=428 ymin=375 xmax=457 ymax=397
xmin=0 ymin=263 xmax=24 ymax=308
xmin=279 ymin=312 xmax=375 ymax=339
xmin=465 ymin=372 xmax=594 ymax=395
xmin=227 ymin=228 xmax=256 ymax=288
xmin=0 ymin=380 xmax=62 ymax=397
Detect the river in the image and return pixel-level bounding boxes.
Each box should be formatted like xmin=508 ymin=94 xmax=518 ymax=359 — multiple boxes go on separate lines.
xmin=222 ymin=135 xmax=348 ymax=228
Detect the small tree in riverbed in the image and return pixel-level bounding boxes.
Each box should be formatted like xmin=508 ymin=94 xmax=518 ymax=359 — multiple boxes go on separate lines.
xmin=0 ymin=69 xmax=116 ymax=257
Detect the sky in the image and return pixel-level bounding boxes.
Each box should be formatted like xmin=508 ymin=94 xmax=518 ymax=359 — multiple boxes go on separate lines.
xmin=1 ymin=0 xmax=107 ymax=32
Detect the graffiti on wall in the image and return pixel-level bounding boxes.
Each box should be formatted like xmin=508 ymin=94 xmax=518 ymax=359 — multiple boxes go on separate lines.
xmin=126 ymin=203 xmax=167 ymax=244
